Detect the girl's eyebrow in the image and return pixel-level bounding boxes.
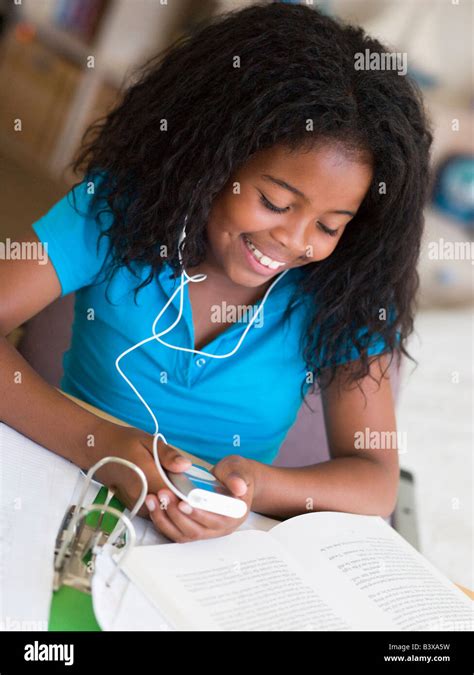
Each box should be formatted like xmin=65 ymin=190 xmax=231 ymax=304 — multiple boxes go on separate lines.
xmin=261 ymin=174 xmax=355 ymax=216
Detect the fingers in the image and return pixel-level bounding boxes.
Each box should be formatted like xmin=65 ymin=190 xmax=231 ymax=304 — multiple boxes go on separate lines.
xmin=158 ymin=441 xmax=192 ymax=473
xmin=146 ymin=490 xmax=234 ymax=543
xmin=145 ymin=494 xmax=189 ymax=542
xmin=146 ymin=491 xmax=204 ymax=542
xmin=143 ymin=454 xmax=254 ymax=543
xmin=212 ymin=455 xmax=250 ymax=497
xmin=173 ymin=496 xmax=236 ymax=530
xmin=140 ymin=435 xmax=192 ymax=474
xmin=136 ymin=441 xmax=191 ymax=498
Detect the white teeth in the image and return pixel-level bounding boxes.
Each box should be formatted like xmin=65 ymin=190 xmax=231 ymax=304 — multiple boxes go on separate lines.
xmin=243 ymin=236 xmax=285 ymax=269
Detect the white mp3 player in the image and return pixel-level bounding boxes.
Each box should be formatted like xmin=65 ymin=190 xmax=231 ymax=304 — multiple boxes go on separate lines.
xmin=165 ymin=457 xmax=248 ymax=519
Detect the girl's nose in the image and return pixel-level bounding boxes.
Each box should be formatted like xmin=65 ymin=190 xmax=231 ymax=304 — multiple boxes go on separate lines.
xmin=270 ymin=219 xmax=312 ymax=260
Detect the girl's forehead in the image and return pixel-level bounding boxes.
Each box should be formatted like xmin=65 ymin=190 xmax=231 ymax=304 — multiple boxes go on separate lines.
xmin=238 ymin=143 xmax=373 ymax=205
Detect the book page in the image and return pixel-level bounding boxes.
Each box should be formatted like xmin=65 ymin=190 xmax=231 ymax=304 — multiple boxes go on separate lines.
xmin=271 ymin=512 xmax=473 ymax=631
xmin=93 ymin=509 xmax=280 ymax=630
xmin=122 ymin=529 xmax=353 ymax=630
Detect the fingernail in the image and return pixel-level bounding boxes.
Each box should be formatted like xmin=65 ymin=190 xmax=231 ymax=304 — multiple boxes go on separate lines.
xmin=146 ymin=497 xmax=156 ymax=512
xmin=178 ymin=501 xmax=193 ymax=515
xmin=229 ymin=473 xmax=247 ymax=495
xmin=175 ymin=456 xmax=191 ymax=466
xmin=158 ymin=492 xmax=170 ymax=509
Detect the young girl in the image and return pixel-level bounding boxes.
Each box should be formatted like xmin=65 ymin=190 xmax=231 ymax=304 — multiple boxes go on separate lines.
xmin=1 ymin=3 xmax=432 ymax=542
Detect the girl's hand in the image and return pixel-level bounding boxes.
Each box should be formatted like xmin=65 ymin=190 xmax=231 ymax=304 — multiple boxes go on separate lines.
xmin=145 ymin=454 xmax=257 ymax=543
xmin=90 ymin=421 xmax=192 ymax=517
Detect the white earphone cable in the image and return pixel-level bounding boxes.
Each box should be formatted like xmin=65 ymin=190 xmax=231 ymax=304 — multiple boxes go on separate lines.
xmin=114 ymin=221 xmax=289 ymax=502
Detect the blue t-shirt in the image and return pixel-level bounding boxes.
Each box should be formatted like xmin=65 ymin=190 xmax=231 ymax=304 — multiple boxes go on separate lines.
xmin=32 ymin=178 xmax=390 ymax=465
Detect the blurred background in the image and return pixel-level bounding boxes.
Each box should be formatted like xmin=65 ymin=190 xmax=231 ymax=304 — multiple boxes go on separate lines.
xmin=0 ymin=0 xmax=472 ymax=589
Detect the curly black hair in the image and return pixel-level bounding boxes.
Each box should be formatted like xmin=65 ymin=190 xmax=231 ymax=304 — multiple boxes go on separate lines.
xmin=71 ymin=1 xmax=433 ymax=401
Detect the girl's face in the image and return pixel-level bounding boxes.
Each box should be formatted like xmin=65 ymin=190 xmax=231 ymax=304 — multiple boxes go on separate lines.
xmin=203 ymin=142 xmax=373 ymax=288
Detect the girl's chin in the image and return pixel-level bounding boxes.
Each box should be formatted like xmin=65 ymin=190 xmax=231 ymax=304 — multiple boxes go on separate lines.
xmin=226 ymin=264 xmax=280 ymax=289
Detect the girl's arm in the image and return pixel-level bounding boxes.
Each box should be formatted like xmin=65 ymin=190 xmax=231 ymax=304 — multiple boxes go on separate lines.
xmin=250 ymin=353 xmax=400 ymax=519
xmin=0 ymin=230 xmax=191 ymax=514
xmin=0 ymin=230 xmax=95 ymax=462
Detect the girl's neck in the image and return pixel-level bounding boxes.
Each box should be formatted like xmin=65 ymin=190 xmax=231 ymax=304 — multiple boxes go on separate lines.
xmin=186 ymin=253 xmax=273 ymax=304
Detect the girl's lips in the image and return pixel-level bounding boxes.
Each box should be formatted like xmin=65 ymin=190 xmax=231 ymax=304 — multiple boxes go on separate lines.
xmin=239 ymin=233 xmax=286 ymax=277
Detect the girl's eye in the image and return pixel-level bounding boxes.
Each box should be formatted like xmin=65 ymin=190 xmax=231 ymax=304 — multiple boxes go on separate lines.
xmin=259 ymin=191 xmax=340 ymax=237
xmin=259 ymin=193 xmax=289 ymax=214
xmin=317 ymin=221 xmax=339 ymax=237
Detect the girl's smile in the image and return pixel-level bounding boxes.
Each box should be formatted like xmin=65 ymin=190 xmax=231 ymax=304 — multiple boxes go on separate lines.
xmin=240 ymin=233 xmax=288 ymax=276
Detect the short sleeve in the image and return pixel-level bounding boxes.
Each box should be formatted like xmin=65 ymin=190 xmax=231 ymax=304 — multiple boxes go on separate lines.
xmin=31 ymin=174 xmax=113 ymax=296
xmin=334 ymin=310 xmax=401 ymax=366
xmin=336 ymin=329 xmax=393 ymax=365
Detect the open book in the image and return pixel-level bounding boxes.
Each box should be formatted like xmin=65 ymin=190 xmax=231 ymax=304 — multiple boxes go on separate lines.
xmin=121 ymin=511 xmax=473 ymax=631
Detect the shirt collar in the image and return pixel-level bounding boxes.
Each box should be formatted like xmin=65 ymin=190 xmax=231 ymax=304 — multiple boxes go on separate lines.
xmin=156 ymin=262 xmax=307 ymax=317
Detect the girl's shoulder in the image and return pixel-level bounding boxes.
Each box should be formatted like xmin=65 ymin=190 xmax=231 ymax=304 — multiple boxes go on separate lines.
xmin=31 ymin=172 xmax=114 ymax=298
